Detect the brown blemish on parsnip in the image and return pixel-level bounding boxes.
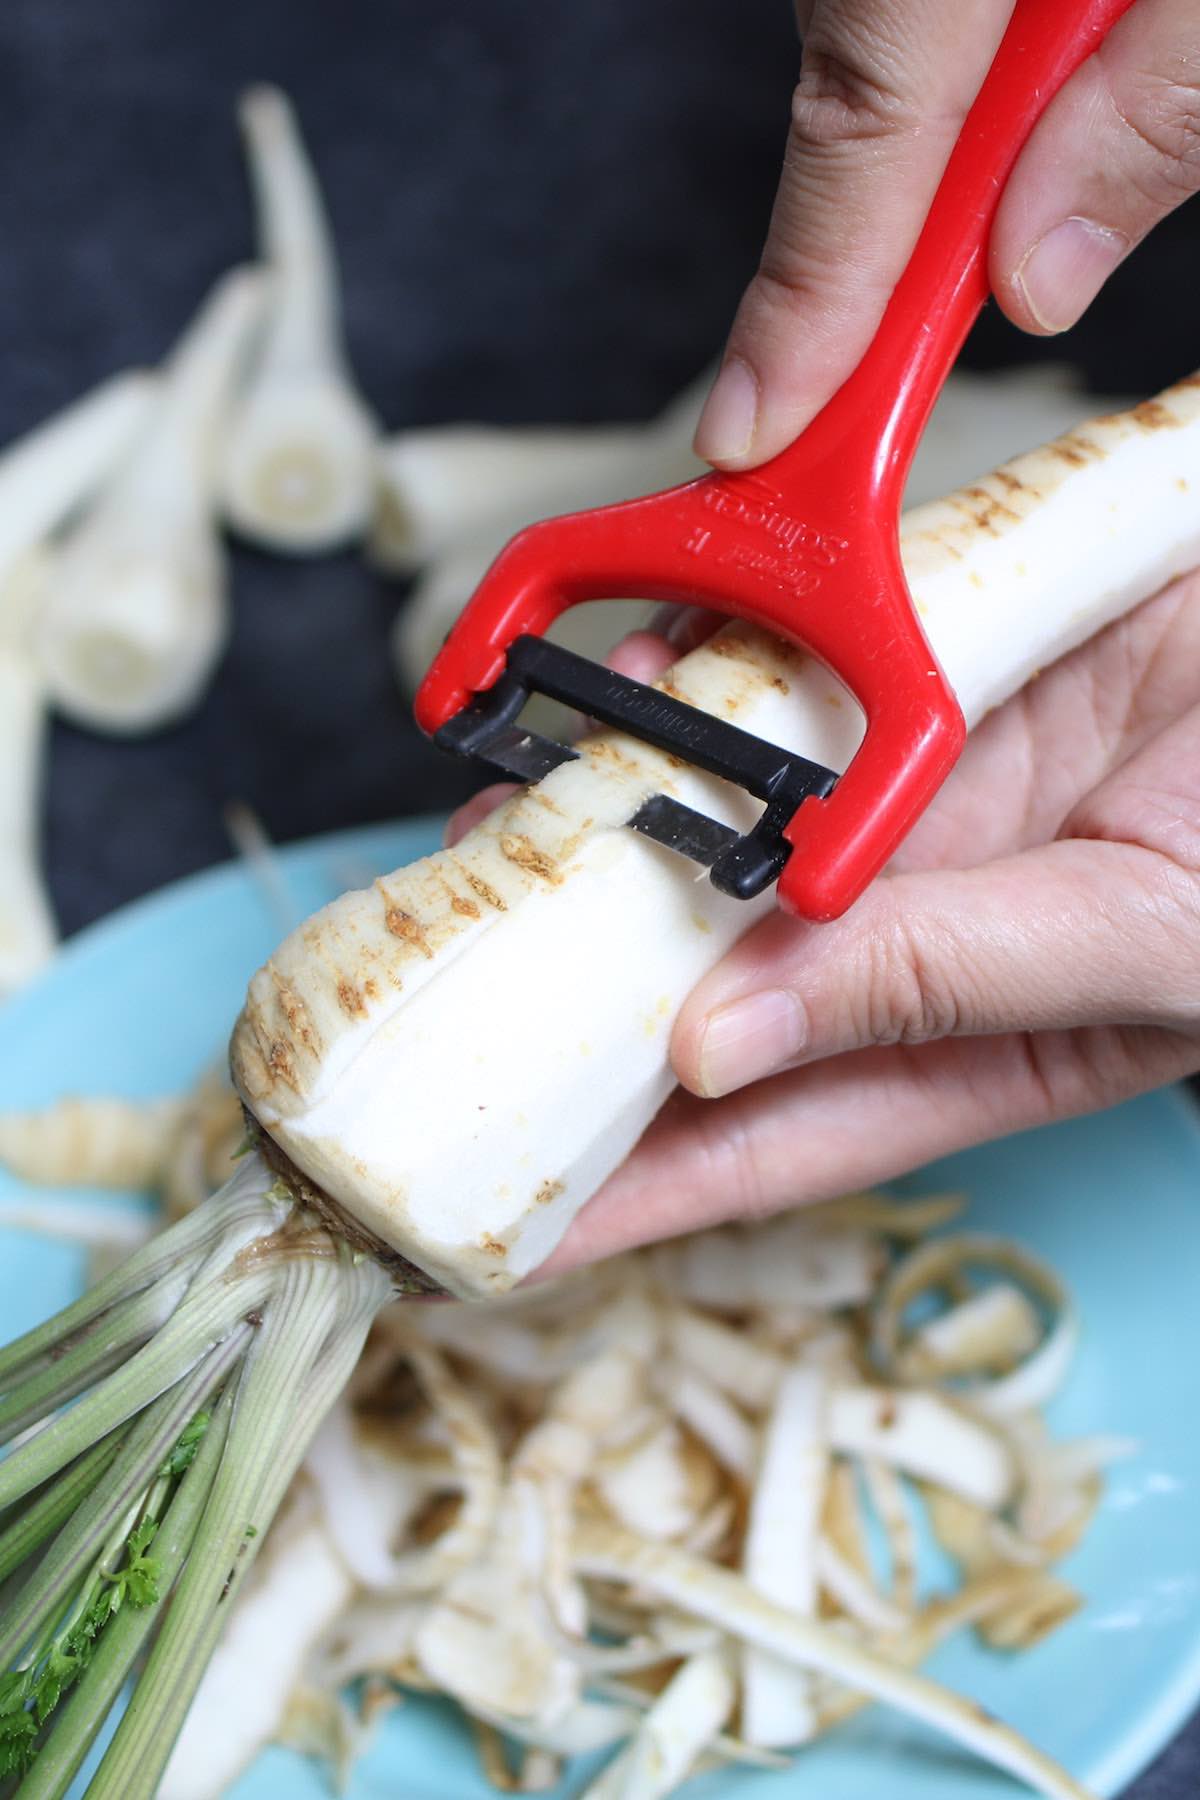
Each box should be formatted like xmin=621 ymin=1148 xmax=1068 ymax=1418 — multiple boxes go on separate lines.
xmin=1131 ymin=399 xmax=1175 ymax=432
xmin=452 ymin=860 xmax=507 ymax=912
xmin=499 ymin=834 xmax=561 ymax=884
xmin=534 ymin=1179 xmax=564 ymax=1207
xmin=337 ymin=979 xmax=367 ymax=1018
xmin=993 ymin=469 xmax=1029 ymax=496
xmin=479 ymin=1234 xmax=507 ymax=1258
xmin=962 ymin=486 xmax=1020 ymax=531
xmin=269 ymin=971 xmax=318 ymax=1053
xmin=384 ymin=905 xmax=434 ymax=958
xmin=267 ymin=1041 xmax=299 ymax=1092
xmin=706 ymin=635 xmax=746 ymax=659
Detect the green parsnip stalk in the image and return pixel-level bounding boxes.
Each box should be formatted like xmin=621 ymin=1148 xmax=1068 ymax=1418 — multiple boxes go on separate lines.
xmin=0 ymin=1156 xmax=390 ymax=1794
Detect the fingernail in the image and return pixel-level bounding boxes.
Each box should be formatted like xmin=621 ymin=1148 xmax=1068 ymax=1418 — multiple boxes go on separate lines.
xmin=694 ymin=357 xmax=759 ymax=465
xmin=1013 ymin=218 xmax=1129 ymax=334
xmin=697 ymin=988 xmax=805 ymax=1098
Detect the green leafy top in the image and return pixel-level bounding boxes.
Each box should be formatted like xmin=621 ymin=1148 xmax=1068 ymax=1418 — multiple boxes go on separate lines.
xmin=0 ymin=1519 xmax=163 ymax=1775
xmin=158 ymin=1410 xmax=210 ymax=1481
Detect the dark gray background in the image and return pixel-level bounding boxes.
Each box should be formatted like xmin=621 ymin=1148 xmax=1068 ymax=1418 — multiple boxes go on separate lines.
xmin=0 ymin=2 xmax=1196 ymax=1791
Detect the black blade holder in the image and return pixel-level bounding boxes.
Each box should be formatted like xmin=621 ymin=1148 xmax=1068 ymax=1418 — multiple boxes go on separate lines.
xmin=432 ymin=634 xmax=839 ymax=901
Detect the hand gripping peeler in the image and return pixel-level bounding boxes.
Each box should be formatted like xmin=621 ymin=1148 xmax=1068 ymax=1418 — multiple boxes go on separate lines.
xmin=415 ymin=0 xmax=1135 ymax=921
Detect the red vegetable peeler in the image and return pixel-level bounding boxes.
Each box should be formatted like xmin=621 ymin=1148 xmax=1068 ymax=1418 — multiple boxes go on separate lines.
xmin=416 ymin=0 xmax=1135 ymax=921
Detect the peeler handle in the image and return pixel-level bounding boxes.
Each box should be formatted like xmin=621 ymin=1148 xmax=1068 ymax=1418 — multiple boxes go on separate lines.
xmin=770 ymin=0 xmax=1139 ymax=516
xmin=415 ymin=0 xmax=1138 ymax=922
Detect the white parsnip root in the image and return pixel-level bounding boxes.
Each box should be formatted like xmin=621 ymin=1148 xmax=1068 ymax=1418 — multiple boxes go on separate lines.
xmin=0 ymin=371 xmax=156 ymax=992
xmin=373 ymin=381 xmax=708 ymax=578
xmin=220 ymin=85 xmax=378 ymax=552
xmin=234 ymin=374 xmax=1200 ymax=1301
xmin=37 ymin=268 xmax=266 ymax=734
xmin=382 ymin=373 xmax=709 ymax=700
xmin=0 ymin=1095 xmax=185 ymax=1189
xmin=387 ymin=363 xmax=1123 ymax=700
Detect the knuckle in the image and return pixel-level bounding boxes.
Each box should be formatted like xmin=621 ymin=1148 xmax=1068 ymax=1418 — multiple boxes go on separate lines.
xmin=857 ymin=903 xmax=962 ymax=1048
xmin=789 ymin=45 xmax=916 ymax=152
xmin=1109 ymin=67 xmax=1200 ymax=203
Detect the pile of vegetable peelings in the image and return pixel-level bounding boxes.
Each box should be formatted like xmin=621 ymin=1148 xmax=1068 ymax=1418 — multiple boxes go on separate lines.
xmin=3 ymin=75 xmax=1200 ymax=1800
xmin=0 ymin=1075 xmax=1130 ymax=1800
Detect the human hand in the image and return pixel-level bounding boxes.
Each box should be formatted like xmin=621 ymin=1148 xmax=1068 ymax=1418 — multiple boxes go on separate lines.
xmin=488 ymin=566 xmax=1200 ymax=1275
xmin=693 ymin=0 xmax=1200 ymax=469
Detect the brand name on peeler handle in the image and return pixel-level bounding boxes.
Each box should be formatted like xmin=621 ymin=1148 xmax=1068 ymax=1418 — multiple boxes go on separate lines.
xmin=701 ymin=483 xmax=848 ymax=567
xmin=600 ymin=681 xmax=710 ymax=747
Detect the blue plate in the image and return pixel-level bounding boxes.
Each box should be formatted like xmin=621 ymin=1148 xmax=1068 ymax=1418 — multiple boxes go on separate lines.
xmin=2 ymin=819 xmax=1199 ymax=1799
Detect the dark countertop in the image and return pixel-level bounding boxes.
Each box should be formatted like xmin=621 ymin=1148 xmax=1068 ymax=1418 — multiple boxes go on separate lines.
xmin=0 ymin=3 xmax=1197 ymax=1792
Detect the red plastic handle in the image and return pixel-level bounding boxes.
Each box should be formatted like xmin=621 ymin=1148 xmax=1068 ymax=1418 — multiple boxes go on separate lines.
xmin=417 ymin=0 xmax=1135 ymax=919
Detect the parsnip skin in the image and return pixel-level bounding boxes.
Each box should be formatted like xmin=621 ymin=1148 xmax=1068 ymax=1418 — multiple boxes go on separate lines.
xmin=232 ymin=377 xmax=1200 ymax=1299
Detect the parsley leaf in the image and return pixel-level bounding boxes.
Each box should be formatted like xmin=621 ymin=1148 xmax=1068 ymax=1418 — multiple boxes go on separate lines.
xmin=158 ymin=1409 xmax=210 ymax=1480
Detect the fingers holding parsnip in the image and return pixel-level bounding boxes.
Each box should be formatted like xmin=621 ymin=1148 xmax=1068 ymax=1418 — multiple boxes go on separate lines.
xmin=693 ymin=0 xmax=1013 ymax=467
xmin=541 ymin=577 xmax=1200 ymax=1276
xmin=992 ymin=0 xmax=1200 ymax=335
xmin=697 ymin=0 xmax=1200 ymax=472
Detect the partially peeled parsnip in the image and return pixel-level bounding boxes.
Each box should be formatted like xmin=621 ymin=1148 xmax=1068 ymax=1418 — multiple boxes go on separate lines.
xmin=233 ymin=375 xmax=1200 ymax=1300
xmin=0 ymin=371 xmax=157 ymax=992
xmin=37 ymin=268 xmax=266 ymax=735
xmin=220 ymin=86 xmax=378 ymax=552
xmin=374 ymin=368 xmax=712 ymax=578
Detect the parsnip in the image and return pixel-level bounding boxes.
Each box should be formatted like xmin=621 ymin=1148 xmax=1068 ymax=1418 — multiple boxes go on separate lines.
xmin=159 ymin=1491 xmax=353 ymax=1800
xmin=389 ymin=364 xmax=1122 ymax=700
xmin=233 ymin=376 xmax=1200 ymax=1300
xmin=38 ymin=269 xmax=266 ymax=734
xmin=0 ymin=372 xmax=157 ymax=990
xmin=0 ymin=1094 xmax=185 ymax=1188
xmin=220 ymin=86 xmax=378 ymax=552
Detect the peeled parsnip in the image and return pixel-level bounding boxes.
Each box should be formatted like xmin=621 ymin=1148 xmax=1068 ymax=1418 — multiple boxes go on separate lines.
xmin=385 ymin=373 xmax=709 ymax=708
xmin=374 ymin=370 xmax=711 ymax=578
xmin=0 ymin=1094 xmax=185 ymax=1188
xmin=0 ymin=371 xmax=158 ymax=991
xmin=741 ymin=1366 xmax=828 ymax=1747
xmin=38 ymin=269 xmax=266 ymax=734
xmin=221 ymin=86 xmax=378 ymax=552
xmin=233 ymin=375 xmax=1200 ymax=1300
xmin=0 ymin=553 xmax=57 ymax=996
xmin=389 ymin=365 xmax=1123 ymax=700
xmin=159 ymin=1494 xmax=353 ymax=1800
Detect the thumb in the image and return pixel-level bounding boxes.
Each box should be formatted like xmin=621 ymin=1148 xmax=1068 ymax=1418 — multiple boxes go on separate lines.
xmin=992 ymin=0 xmax=1200 ymax=335
xmin=672 ymin=835 xmax=1200 ymax=1099
xmin=694 ymin=0 xmax=1011 ymax=470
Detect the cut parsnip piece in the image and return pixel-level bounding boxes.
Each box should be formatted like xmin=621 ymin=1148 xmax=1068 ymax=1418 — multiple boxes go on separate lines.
xmin=221 ymin=85 xmax=378 ymax=552
xmin=384 ymin=374 xmax=709 ymax=726
xmin=0 ymin=1094 xmax=185 ymax=1188
xmin=581 ymin=1648 xmax=736 ymax=1800
xmin=742 ymin=1366 xmax=828 ymax=1747
xmin=374 ymin=415 xmax=704 ymax=580
xmin=159 ymin=1492 xmax=353 ymax=1800
xmin=233 ymin=375 xmax=1200 ymax=1299
xmin=0 ymin=372 xmax=157 ymax=990
xmin=389 ymin=365 xmax=1123 ymax=699
xmin=38 ymin=269 xmax=266 ymax=734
